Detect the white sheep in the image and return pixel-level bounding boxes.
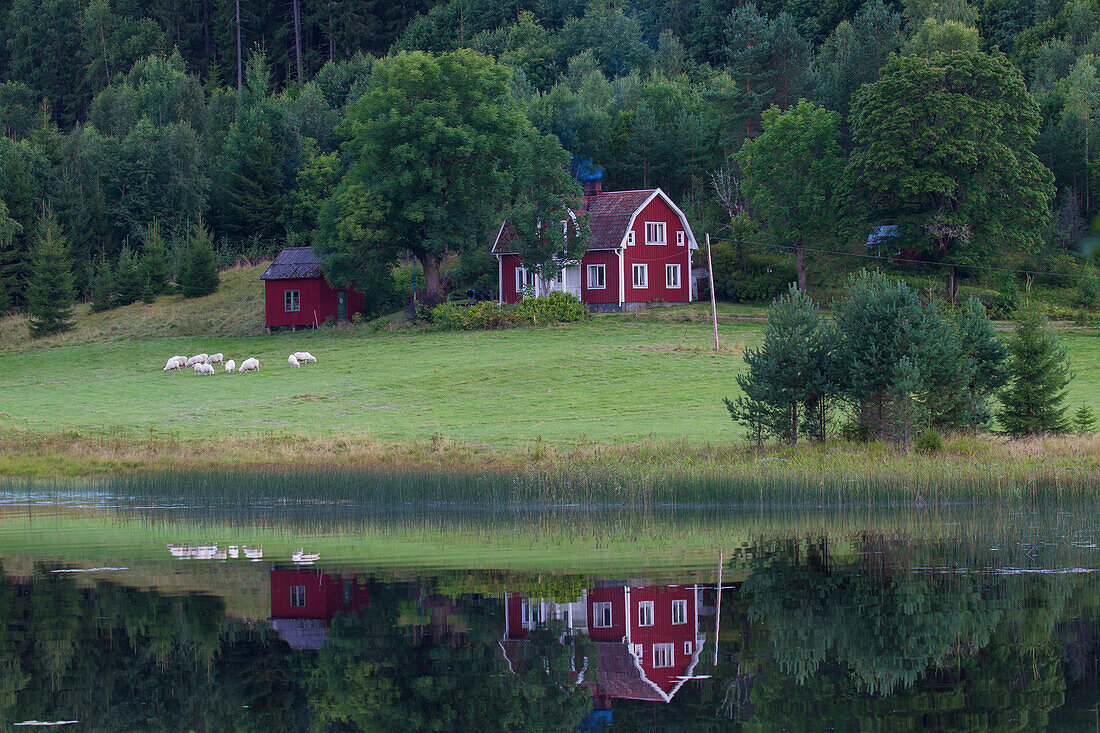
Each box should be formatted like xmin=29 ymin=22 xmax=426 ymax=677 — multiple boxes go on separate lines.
xmin=288 ymin=354 xmax=300 ymax=368
xmin=196 ymin=362 xmax=216 ymax=375
xmin=224 ymin=359 xmax=235 ymax=373
xmin=206 ymin=353 xmax=224 ymax=365
xmin=292 ymin=351 xmax=317 ymax=363
xmin=185 ymin=353 xmax=209 ymax=368
xmin=162 ymin=356 xmax=186 ymax=371
xmin=238 ymin=357 xmax=260 ymax=374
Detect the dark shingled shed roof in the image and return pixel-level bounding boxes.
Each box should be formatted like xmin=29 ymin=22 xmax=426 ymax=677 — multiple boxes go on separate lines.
xmin=260 ymin=247 xmax=323 ymax=280
xmin=491 ymin=189 xmax=659 ymax=255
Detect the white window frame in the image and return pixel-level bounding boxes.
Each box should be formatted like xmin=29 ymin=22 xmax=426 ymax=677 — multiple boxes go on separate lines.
xmin=516 ymin=266 xmax=534 ymax=294
xmin=632 ymin=644 xmax=643 ymax=658
xmin=684 ymin=641 xmax=693 ymax=655
xmin=593 ymin=602 xmax=613 ymax=628
xmin=653 ymin=643 xmax=675 ymax=668
xmin=666 ymin=263 xmax=681 ymax=289
xmin=632 ymin=263 xmax=648 ymax=289
xmin=638 ymin=601 xmax=654 ymax=627
xmin=626 ymin=230 xmax=635 ymax=246
xmin=586 ymin=264 xmax=606 ymax=290
xmin=645 ymin=221 xmax=666 ymax=245
xmin=671 ymin=599 xmax=687 ymax=625
xmin=677 ymin=230 xmax=685 ymax=247
xmin=284 ymin=289 xmax=301 ymax=312
xmin=290 ymin=585 xmax=306 ymax=608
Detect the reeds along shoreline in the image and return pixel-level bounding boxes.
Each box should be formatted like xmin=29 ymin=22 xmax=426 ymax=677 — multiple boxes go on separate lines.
xmin=0 ymin=429 xmax=1097 ymax=505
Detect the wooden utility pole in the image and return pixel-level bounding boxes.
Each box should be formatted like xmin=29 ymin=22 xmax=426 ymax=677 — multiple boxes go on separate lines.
xmin=706 ymin=233 xmax=719 ymax=351
xmin=235 ymin=0 xmax=243 ymax=92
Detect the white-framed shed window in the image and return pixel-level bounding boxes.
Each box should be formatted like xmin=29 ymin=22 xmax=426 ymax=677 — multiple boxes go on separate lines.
xmin=653 ymin=643 xmax=675 ymax=668
xmin=684 ymin=641 xmax=693 ymax=655
xmin=645 ymin=221 xmax=666 ymax=245
xmin=671 ymin=598 xmax=687 ymax=625
xmin=677 ymin=230 xmax=686 ymax=246
xmin=290 ymin=585 xmax=306 ymax=608
xmin=626 ymin=230 xmax=635 ymax=246
xmin=587 ymin=264 xmax=606 ymax=289
xmin=632 ymin=263 xmax=648 ymax=288
xmin=592 ymin=602 xmax=613 ymax=628
xmin=632 ymin=644 xmax=643 ymax=658
xmin=284 ymin=289 xmax=301 ymax=312
xmin=666 ymin=263 xmax=681 ymax=289
xmin=516 ymin=267 xmax=535 ymax=293
xmin=638 ymin=601 xmax=654 ymax=627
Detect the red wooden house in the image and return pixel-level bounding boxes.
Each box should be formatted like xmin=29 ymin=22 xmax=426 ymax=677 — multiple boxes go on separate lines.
xmin=501 ymin=582 xmax=705 ymax=704
xmin=492 ymin=180 xmax=699 ymax=311
xmin=268 ymin=569 xmax=371 ymax=650
xmin=260 ymin=247 xmax=366 ymax=329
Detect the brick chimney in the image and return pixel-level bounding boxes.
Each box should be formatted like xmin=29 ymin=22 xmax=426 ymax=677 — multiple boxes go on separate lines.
xmin=583 ymin=179 xmax=602 ymax=197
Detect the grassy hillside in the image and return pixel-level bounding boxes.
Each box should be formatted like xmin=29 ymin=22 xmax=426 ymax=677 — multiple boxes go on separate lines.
xmin=0 ymin=262 xmax=268 ymax=351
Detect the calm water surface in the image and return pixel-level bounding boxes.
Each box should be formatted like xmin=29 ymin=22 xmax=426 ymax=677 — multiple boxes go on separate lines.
xmin=0 ymin=488 xmax=1097 ymax=730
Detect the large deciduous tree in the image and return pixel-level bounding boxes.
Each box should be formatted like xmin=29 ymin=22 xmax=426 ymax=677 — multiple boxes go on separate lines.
xmin=321 ymin=50 xmax=534 ymax=297
xmin=735 ymin=100 xmax=843 ymax=292
xmin=845 ymin=51 xmax=1055 ymax=301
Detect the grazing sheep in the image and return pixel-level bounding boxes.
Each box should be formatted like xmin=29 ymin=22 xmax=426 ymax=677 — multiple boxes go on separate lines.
xmin=185 ymin=353 xmax=209 ymax=368
xmin=224 ymin=359 xmax=235 ymax=373
xmin=162 ymin=356 xmax=186 ymax=371
xmin=288 ymin=354 xmax=300 ymax=368
xmin=206 ymin=353 xmax=224 ymax=365
xmin=196 ymin=363 xmax=216 ymax=375
xmin=238 ymin=357 xmax=260 ymax=374
xmin=292 ymin=351 xmax=317 ymax=363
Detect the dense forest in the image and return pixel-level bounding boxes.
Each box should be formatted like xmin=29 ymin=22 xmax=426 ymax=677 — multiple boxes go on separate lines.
xmin=0 ymin=0 xmax=1097 ymax=316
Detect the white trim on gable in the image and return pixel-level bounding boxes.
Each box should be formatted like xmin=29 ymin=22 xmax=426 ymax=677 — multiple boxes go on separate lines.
xmin=491 ymin=220 xmax=508 ymax=254
xmin=619 ymin=189 xmax=699 ymax=250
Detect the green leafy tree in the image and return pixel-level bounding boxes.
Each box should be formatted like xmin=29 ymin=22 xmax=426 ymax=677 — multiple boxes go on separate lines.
xmin=26 ymin=210 xmax=76 ymax=338
xmin=997 ymin=301 xmax=1073 ymax=435
xmin=178 ymin=217 xmax=219 ymax=298
xmin=725 ymin=284 xmax=835 ymax=444
xmin=324 ymin=50 xmax=531 ymax=296
xmin=845 ymin=51 xmax=1055 ymax=301
xmin=735 ymin=100 xmax=843 ymax=292
xmin=139 ymin=220 xmax=169 ymax=295
xmin=112 ymin=243 xmax=141 ymax=306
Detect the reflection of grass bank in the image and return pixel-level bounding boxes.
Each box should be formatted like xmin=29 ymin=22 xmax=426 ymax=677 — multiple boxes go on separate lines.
xmin=2 ymin=429 xmax=1098 ymax=500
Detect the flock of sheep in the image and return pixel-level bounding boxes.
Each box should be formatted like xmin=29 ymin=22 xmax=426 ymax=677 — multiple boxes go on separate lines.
xmin=162 ymin=350 xmax=316 ymax=375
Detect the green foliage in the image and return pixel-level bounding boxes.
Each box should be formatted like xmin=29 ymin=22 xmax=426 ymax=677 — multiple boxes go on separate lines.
xmin=112 ymin=244 xmax=142 ymax=307
xmin=514 ymin=291 xmax=589 ymax=324
xmin=1073 ymin=404 xmax=1096 ymax=433
xmin=726 ymin=285 xmax=834 ymax=444
xmin=1078 ymin=274 xmax=1099 ymax=308
xmin=89 ymin=257 xmax=114 ymax=313
xmin=431 ymin=292 xmax=587 ymax=331
xmin=711 ymin=247 xmax=796 ymax=303
xmin=178 ymin=218 xmax=219 ymax=299
xmin=940 ymin=296 xmax=1009 ymax=430
xmin=0 ymin=199 xmax=21 ymax=313
xmin=140 ymin=221 xmax=169 ymax=296
xmin=26 ymin=211 xmax=75 ymax=338
xmin=915 ymin=428 xmax=943 ymax=454
xmin=998 ymin=301 xmax=1073 ymax=435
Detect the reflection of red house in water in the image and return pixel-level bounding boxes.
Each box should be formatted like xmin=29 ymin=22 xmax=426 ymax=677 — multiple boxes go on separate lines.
xmin=502 ymin=583 xmax=705 ymax=704
xmin=268 ymin=569 xmax=370 ymax=650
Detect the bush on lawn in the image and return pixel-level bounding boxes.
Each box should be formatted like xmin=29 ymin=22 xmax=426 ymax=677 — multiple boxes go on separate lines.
xmin=430 ymin=292 xmax=588 ymax=331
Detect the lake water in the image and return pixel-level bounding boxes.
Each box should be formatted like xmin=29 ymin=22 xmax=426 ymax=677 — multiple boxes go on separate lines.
xmin=0 ymin=486 xmax=1098 ymax=730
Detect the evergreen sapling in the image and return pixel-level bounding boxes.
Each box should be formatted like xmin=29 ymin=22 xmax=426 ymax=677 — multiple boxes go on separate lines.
xmin=997 ymin=302 xmax=1072 ymax=435
xmin=26 ymin=211 xmax=76 ymax=338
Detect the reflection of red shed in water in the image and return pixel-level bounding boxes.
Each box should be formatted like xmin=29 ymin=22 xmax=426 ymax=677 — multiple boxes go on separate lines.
xmin=260 ymin=247 xmax=365 ymax=329
xmin=502 ymin=583 xmax=705 ymax=704
xmin=268 ymin=569 xmax=370 ymax=649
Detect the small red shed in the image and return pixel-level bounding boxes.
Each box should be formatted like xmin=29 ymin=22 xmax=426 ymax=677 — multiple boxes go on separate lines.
xmin=260 ymin=247 xmax=365 ymax=329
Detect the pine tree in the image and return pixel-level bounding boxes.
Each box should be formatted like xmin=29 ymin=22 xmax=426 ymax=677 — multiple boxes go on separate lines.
xmin=140 ymin=220 xmax=169 ymax=296
xmin=997 ymin=302 xmax=1072 ymax=435
xmin=725 ymin=284 xmax=834 ymax=444
xmin=0 ymin=146 xmax=35 ymax=307
xmin=179 ymin=218 xmax=219 ymax=298
xmin=0 ymin=199 xmax=21 ymax=313
xmin=113 ymin=244 xmax=142 ymax=306
xmin=89 ymin=256 xmax=114 ymax=312
xmin=26 ymin=210 xmax=76 ymax=338
xmin=1073 ymin=405 xmax=1097 ymax=434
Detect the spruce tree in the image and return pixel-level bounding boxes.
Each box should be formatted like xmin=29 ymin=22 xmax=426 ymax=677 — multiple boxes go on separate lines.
xmin=725 ymin=284 xmax=834 ymax=444
xmin=0 ymin=199 xmax=20 ymax=313
xmin=89 ymin=256 xmax=114 ymax=312
xmin=113 ymin=243 xmax=142 ymax=306
xmin=140 ymin=220 xmax=169 ymax=296
xmin=997 ymin=303 xmax=1072 ymax=435
xmin=939 ymin=296 xmax=1008 ymax=430
xmin=26 ymin=211 xmax=76 ymax=338
xmin=179 ymin=218 xmax=219 ymax=298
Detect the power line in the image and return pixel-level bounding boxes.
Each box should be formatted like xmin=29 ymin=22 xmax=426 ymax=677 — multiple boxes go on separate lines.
xmin=711 ymin=236 xmax=1094 ymax=281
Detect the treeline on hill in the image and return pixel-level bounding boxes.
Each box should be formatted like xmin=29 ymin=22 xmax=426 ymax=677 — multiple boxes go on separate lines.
xmin=0 ymin=0 xmax=1098 ymax=335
